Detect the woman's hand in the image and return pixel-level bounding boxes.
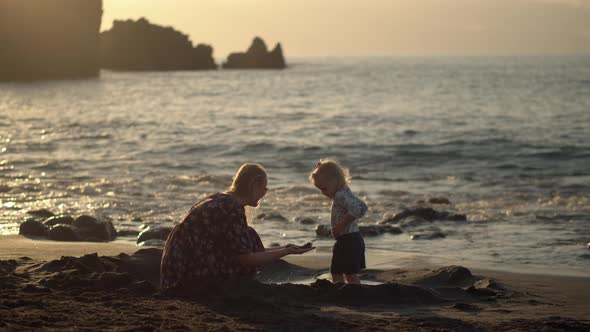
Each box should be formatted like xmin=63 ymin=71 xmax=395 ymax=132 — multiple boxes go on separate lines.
xmin=285 ymin=245 xmax=315 ymax=255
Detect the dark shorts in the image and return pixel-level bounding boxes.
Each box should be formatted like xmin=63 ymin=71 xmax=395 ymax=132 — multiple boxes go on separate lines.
xmin=331 ymin=232 xmax=366 ymax=274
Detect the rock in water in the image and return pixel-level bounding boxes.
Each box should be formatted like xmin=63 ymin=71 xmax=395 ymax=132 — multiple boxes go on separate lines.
xmin=73 ymin=215 xmax=117 ymax=241
xmin=223 ymin=37 xmax=286 ymax=69
xmin=429 ymin=197 xmax=451 ymax=205
xmin=48 ymin=224 xmax=81 ymax=241
xmin=19 ymin=219 xmax=49 ymax=237
xmin=256 ymin=212 xmax=287 ymax=222
xmin=137 ymin=225 xmax=173 ymax=244
xmin=0 ymin=0 xmax=102 ymax=81
xmin=410 ymin=231 xmax=446 ymax=240
xmin=380 ymin=207 xmax=467 ymax=224
xmin=293 ymin=216 xmax=318 ymax=225
xmin=359 ymin=225 xmax=403 ymax=236
xmin=100 ymin=18 xmax=217 ymax=71
xmin=43 ymin=215 xmax=75 ymax=227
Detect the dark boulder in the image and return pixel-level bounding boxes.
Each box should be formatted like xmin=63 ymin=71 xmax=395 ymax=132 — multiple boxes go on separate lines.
xmin=19 ymin=219 xmax=49 ymax=237
xmin=380 ymin=207 xmax=467 ymax=224
xmin=73 ymin=215 xmax=117 ymax=241
xmin=256 ymin=212 xmax=287 ymax=222
xmin=100 ymin=18 xmax=216 ymax=71
xmin=137 ymin=225 xmax=173 ymax=244
xmin=429 ymin=197 xmax=451 ymax=205
xmin=0 ymin=0 xmax=102 ymax=81
xmin=396 ymin=216 xmax=430 ymax=228
xmin=48 ymin=224 xmax=81 ymax=241
xmin=43 ymin=215 xmax=74 ymax=227
xmin=359 ymin=225 xmax=403 ymax=237
xmin=21 ymin=213 xmax=117 ymax=242
xmin=116 ymin=229 xmax=140 ymax=237
xmin=410 ymin=231 xmax=446 ymax=240
xmin=223 ymin=37 xmax=286 ymax=69
xmin=293 ymin=216 xmax=318 ymax=225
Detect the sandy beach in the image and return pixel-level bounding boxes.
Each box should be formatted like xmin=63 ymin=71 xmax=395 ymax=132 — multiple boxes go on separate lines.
xmin=1 ymin=235 xmax=588 ymax=331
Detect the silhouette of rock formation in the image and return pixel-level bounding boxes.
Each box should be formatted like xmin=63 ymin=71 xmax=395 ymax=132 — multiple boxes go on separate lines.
xmin=20 ymin=214 xmax=117 ymax=242
xmin=223 ymin=37 xmax=286 ymax=69
xmin=100 ymin=18 xmax=217 ymax=71
xmin=0 ymin=0 xmax=103 ymax=81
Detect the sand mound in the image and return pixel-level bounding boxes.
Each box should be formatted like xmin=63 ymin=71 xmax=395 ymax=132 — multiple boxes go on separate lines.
xmin=13 ymin=253 xmax=501 ymax=306
xmin=163 ymin=278 xmax=445 ymax=306
xmin=413 ymin=265 xmax=475 ymax=287
xmin=1 ymin=252 xmax=589 ymax=331
xmin=15 ymin=249 xmax=162 ymax=295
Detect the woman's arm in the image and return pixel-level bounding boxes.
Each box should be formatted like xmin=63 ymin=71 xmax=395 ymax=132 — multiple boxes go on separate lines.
xmin=265 ymin=244 xmax=297 ymax=251
xmin=237 ymin=246 xmax=314 ymax=267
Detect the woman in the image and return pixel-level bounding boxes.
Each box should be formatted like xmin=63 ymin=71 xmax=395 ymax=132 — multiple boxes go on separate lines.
xmin=160 ymin=163 xmax=314 ymax=288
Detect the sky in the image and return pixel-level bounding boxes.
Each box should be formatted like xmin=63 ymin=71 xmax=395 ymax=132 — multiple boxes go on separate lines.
xmin=102 ymin=0 xmax=590 ymax=57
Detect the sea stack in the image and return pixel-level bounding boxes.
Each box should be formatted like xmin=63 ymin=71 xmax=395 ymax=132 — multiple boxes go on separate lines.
xmin=223 ymin=37 xmax=286 ymax=69
xmin=0 ymin=0 xmax=103 ymax=81
xmin=100 ymin=18 xmax=217 ymax=71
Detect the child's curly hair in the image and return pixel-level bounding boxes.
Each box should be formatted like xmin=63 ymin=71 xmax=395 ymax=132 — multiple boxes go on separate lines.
xmin=309 ymin=159 xmax=351 ymax=189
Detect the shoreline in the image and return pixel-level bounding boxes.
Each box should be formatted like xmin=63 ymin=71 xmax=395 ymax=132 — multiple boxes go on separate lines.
xmin=2 ymin=235 xmax=587 ymax=279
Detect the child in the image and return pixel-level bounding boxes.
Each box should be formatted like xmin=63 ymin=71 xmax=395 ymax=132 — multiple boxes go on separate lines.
xmin=310 ymin=160 xmax=368 ymax=284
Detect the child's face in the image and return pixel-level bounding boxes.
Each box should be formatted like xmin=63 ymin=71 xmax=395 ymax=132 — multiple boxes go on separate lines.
xmin=314 ymin=175 xmax=338 ymax=199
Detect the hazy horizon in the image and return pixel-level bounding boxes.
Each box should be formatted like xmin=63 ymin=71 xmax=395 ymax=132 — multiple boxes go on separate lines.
xmin=102 ymin=0 xmax=590 ymax=57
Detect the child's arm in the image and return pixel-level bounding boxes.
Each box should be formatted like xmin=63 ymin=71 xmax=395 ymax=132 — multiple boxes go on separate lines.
xmin=345 ymin=194 xmax=368 ymax=220
xmin=332 ymin=191 xmax=368 ymax=237
xmin=332 ymin=213 xmax=357 ymax=238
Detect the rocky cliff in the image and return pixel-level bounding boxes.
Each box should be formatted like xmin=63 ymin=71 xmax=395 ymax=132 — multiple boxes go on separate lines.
xmin=0 ymin=0 xmax=103 ymax=81
xmin=100 ymin=18 xmax=217 ymax=71
xmin=223 ymin=37 xmax=286 ymax=69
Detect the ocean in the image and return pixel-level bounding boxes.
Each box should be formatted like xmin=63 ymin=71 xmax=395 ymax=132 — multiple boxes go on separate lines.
xmin=1 ymin=56 xmax=589 ymax=275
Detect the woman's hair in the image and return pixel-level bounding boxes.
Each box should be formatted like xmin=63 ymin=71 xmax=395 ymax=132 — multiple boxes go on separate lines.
xmin=309 ymin=159 xmax=351 ymax=188
xmin=228 ymin=163 xmax=267 ymax=196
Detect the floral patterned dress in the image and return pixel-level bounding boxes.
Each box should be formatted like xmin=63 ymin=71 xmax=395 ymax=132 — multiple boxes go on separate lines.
xmin=160 ymin=192 xmax=264 ymax=288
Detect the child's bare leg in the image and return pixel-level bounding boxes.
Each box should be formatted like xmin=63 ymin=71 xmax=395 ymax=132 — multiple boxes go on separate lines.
xmin=332 ymin=273 xmax=344 ymax=283
xmin=344 ymin=274 xmax=361 ymax=284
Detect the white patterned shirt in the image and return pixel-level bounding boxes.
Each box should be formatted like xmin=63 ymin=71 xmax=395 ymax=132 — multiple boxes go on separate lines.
xmin=330 ymin=186 xmax=368 ymax=235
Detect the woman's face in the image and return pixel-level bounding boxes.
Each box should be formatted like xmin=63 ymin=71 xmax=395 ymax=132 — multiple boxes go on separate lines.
xmin=249 ymin=176 xmax=268 ymax=207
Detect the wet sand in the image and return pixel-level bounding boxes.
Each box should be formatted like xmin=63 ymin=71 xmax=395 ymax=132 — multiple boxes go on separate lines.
xmin=1 ymin=235 xmax=589 ymax=331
